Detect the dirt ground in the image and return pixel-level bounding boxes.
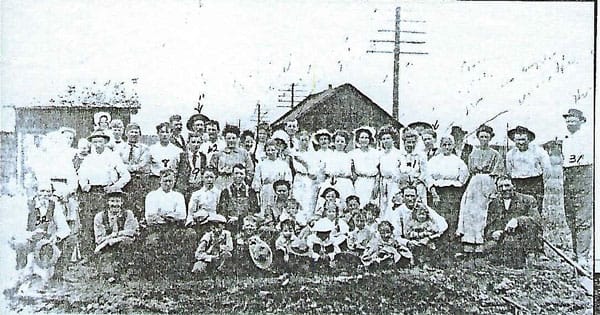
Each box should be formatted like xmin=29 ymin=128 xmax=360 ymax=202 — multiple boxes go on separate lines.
xmin=4 ymin=258 xmax=592 ymax=314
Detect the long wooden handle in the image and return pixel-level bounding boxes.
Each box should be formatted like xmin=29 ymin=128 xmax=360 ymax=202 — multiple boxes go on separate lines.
xmin=542 ymin=237 xmax=591 ymax=279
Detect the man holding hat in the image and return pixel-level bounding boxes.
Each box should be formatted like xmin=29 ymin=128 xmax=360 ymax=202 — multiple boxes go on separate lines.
xmin=560 ymin=108 xmax=592 ymax=269
xmin=93 ymin=190 xmax=139 ymax=254
xmin=505 ymin=125 xmax=551 ymax=213
xmin=78 ymin=130 xmax=131 ymax=258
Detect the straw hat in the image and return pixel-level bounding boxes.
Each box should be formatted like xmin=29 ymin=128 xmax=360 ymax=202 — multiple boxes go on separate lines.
xmin=249 ymin=237 xmax=273 ymax=270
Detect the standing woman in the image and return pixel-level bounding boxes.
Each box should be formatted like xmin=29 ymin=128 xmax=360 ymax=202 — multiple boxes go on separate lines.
xmin=457 ymin=125 xmax=503 ymax=255
xmin=252 ymin=139 xmax=293 ymax=214
xmin=350 ymin=126 xmax=380 ymax=207
xmin=241 ymin=130 xmax=258 ymax=164
xmin=319 ymin=130 xmax=355 ymax=209
xmin=209 ymin=125 xmax=255 ymax=190
xmin=426 ymin=135 xmax=469 ymax=263
xmin=376 ymin=125 xmax=406 ymax=215
xmin=254 ymin=122 xmax=271 ymax=162
xmin=291 ymin=130 xmax=320 ymax=224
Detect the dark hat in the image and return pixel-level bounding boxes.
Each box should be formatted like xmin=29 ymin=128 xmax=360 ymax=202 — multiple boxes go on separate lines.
xmin=272 ymin=179 xmax=291 ymax=191
xmin=562 ymin=108 xmax=586 ymax=122
xmin=450 ymin=125 xmax=468 ymax=136
xmin=186 ymin=113 xmax=210 ymax=131
xmin=222 ymin=124 xmax=240 ymax=137
xmin=87 ymin=130 xmax=111 ymax=142
xmin=475 ymin=124 xmax=495 ymax=138
xmin=507 ymin=125 xmax=536 ymax=141
xmin=407 ymin=121 xmax=433 ymax=131
xmin=105 ymin=190 xmax=125 ymax=198
xmin=377 ymin=125 xmax=397 ymax=139
xmin=354 ymin=126 xmax=375 ymax=142
xmin=320 ymin=186 xmax=340 ymax=199
xmin=345 ymin=195 xmax=360 ymax=203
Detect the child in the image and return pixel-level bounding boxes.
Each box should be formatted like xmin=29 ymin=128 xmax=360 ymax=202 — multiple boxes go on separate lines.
xmin=347 ymin=212 xmax=374 ymax=256
xmin=275 ymin=219 xmax=308 ymax=268
xmin=402 ymin=202 xmax=447 ymax=265
xmin=192 ymin=214 xmax=233 ymax=273
xmin=235 ymin=215 xmax=270 ymax=275
xmin=312 ymin=187 xmax=340 ymax=223
xmin=186 ymin=168 xmax=220 ymax=227
xmin=363 ymin=203 xmax=382 ymax=233
xmin=305 ymin=217 xmax=341 ymax=267
xmin=342 ymin=195 xmax=361 ymax=225
xmin=323 ymin=201 xmax=349 ymax=249
xmin=362 ymin=221 xmax=412 ymax=268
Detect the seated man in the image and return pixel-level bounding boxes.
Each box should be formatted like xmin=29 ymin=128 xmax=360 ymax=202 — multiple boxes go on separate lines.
xmin=483 ymin=175 xmax=543 ymax=268
xmin=143 ymin=169 xmax=196 ymax=279
xmin=93 ymin=191 xmax=139 ymax=278
xmin=216 ymin=163 xmax=259 ymax=234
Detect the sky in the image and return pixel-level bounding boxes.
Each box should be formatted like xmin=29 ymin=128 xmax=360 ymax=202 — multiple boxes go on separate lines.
xmin=0 ymin=0 xmax=595 ymax=145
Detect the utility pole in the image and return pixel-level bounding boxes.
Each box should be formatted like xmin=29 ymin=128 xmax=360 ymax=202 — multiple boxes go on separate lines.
xmin=277 ymin=83 xmax=308 ymax=109
xmin=367 ymin=6 xmax=428 ymax=121
xmin=251 ymin=101 xmax=269 ymax=133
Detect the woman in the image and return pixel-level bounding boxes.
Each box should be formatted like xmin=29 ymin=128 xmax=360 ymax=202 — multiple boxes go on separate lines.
xmin=399 ymin=128 xmax=428 ymax=204
xmin=291 ymin=130 xmax=320 ymax=224
xmin=426 ymin=136 xmax=469 ymax=263
xmin=241 ymin=130 xmax=257 ymax=163
xmin=376 ymin=125 xmax=407 ymax=215
xmin=319 ymin=130 xmax=355 ymax=209
xmin=457 ymin=125 xmax=502 ymax=254
xmin=253 ymin=122 xmax=271 ymax=162
xmin=350 ymin=126 xmax=380 ymax=207
xmin=252 ymin=139 xmax=293 ymax=213
xmin=209 ymin=125 xmax=255 ymax=190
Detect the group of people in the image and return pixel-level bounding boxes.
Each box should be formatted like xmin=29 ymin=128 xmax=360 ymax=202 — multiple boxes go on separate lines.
xmin=12 ymin=107 xmax=592 ymax=283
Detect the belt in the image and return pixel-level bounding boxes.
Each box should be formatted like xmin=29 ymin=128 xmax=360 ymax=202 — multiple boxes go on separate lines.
xmin=326 ymin=175 xmax=352 ymax=179
xmin=356 ymin=174 xmax=377 ymax=178
xmin=50 ymin=178 xmax=67 ymax=183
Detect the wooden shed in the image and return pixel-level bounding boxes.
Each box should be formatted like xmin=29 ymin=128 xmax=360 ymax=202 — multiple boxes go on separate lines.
xmin=271 ymin=83 xmax=403 ymax=133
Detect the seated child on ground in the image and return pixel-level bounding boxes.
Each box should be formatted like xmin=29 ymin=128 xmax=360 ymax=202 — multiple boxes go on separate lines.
xmin=275 ymin=219 xmax=308 ymax=266
xmin=362 ymin=221 xmax=412 ymax=267
xmin=312 ymin=187 xmax=341 ymax=224
xmin=363 ymin=203 xmax=382 ymax=233
xmin=342 ymin=195 xmax=361 ymax=227
xmin=404 ymin=202 xmax=441 ymax=250
xmin=192 ymin=214 xmax=233 ymax=273
xmin=347 ymin=212 xmax=374 ymax=256
xmin=305 ymin=217 xmax=341 ymax=266
xmin=323 ymin=201 xmax=349 ymax=249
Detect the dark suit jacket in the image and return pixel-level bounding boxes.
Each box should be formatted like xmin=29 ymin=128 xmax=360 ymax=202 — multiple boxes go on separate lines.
xmin=485 ymin=192 xmax=540 ymax=240
xmin=454 ymin=143 xmax=473 ymax=166
xmin=176 ymin=151 xmax=207 ymax=194
xmin=170 ymin=134 xmax=186 ymax=151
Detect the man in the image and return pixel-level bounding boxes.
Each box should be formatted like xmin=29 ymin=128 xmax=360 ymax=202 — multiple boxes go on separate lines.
xmin=200 ymin=120 xmax=226 ymax=162
xmin=108 ymin=119 xmax=127 ymax=151
xmin=177 ymin=132 xmax=207 ymax=201
xmin=169 ymin=114 xmax=186 ymax=150
xmin=186 ymin=113 xmax=210 ymax=135
xmin=451 ymin=125 xmax=473 ymax=165
xmin=399 ymin=128 xmax=428 ymax=204
xmin=93 ymin=191 xmax=139 ymax=279
xmin=560 ymin=108 xmax=592 ymax=268
xmin=284 ymin=119 xmax=300 ymax=150
xmin=263 ymin=180 xmax=294 ymax=227
xmin=93 ymin=191 xmax=139 ymax=253
xmin=483 ymin=176 xmax=542 ymax=268
xmin=143 ymin=169 xmax=196 ymax=278
xmin=148 ymin=122 xmax=183 ymax=190
xmin=216 ymin=163 xmax=259 ymax=233
xmin=78 ymin=130 xmax=131 ymax=257
xmin=186 ymin=168 xmax=220 ymax=227
xmin=505 ymin=125 xmax=551 ymax=212
xmin=144 ymin=169 xmax=187 ymax=226
xmin=118 ymin=123 xmax=150 ymax=219
xmin=421 ymin=129 xmax=438 ymax=160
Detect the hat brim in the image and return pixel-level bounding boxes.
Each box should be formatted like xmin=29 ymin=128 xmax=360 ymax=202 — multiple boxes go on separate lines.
xmin=87 ymin=134 xmax=111 ymax=142
xmin=507 ymin=128 xmax=536 ymax=141
xmin=249 ymin=242 xmax=273 ymax=270
xmin=186 ymin=114 xmax=210 ymax=131
xmin=562 ymin=114 xmax=586 ymax=122
xmin=320 ymin=187 xmax=340 ymax=199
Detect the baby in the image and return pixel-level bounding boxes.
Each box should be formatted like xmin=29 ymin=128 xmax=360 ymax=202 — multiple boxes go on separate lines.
xmin=404 ymin=203 xmax=438 ymax=250
xmin=362 ymin=221 xmax=412 ymax=267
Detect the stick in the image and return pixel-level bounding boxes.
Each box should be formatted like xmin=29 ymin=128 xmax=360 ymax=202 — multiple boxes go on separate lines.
xmin=502 ymin=296 xmax=530 ymax=313
xmin=464 ymin=110 xmax=509 ymax=138
xmin=542 ymin=237 xmax=592 ymax=279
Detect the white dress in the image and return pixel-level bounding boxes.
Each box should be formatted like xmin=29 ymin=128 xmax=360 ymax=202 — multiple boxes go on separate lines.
xmin=292 ymin=150 xmax=320 ymax=224
xmin=319 ymin=150 xmax=355 ymax=209
xmin=350 ymin=148 xmax=381 ymax=206
xmin=378 ymin=147 xmax=406 ymax=215
xmin=252 ymin=158 xmax=293 ymax=214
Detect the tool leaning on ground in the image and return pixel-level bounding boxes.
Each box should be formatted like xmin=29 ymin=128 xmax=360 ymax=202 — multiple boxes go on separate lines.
xmin=542 ymin=237 xmax=591 ymax=279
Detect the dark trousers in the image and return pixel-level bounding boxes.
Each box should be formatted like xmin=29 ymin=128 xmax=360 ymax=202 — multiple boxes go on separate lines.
xmin=123 ymin=173 xmax=151 ymax=222
xmin=563 ymin=165 xmax=593 ymax=261
xmin=78 ymin=187 xmax=105 ymax=258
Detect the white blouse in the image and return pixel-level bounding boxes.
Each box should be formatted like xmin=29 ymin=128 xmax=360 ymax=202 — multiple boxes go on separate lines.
xmin=426 ymin=154 xmax=469 ymax=188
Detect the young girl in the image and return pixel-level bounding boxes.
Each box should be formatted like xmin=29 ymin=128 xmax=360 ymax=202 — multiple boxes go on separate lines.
xmin=323 ymin=201 xmax=350 ymax=250
xmin=192 ymin=214 xmax=233 ymax=274
xmin=342 ymin=195 xmax=361 ymax=225
xmin=347 ymin=212 xmax=374 ymax=256
xmin=305 ymin=218 xmax=341 ymax=267
xmin=312 ymin=187 xmax=341 ymax=222
xmin=275 ymin=219 xmax=308 ymax=267
xmin=362 ymin=221 xmax=412 ymax=267
xmin=252 ymin=139 xmax=293 ymax=214
xmin=363 ymin=203 xmax=382 ymax=233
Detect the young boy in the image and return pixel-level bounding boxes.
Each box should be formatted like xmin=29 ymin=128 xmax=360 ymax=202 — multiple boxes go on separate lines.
xmin=186 ymin=168 xmax=220 ymax=227
xmin=305 ymin=217 xmax=341 ymax=268
xmin=342 ymin=195 xmax=361 ymax=226
xmin=363 ymin=203 xmax=382 ymax=233
xmin=312 ymin=187 xmax=340 ymax=222
xmin=347 ymin=212 xmax=374 ymax=256
xmin=275 ymin=219 xmax=308 ymax=273
xmin=362 ymin=221 xmax=412 ymax=268
xmin=192 ymin=214 xmax=233 ymax=274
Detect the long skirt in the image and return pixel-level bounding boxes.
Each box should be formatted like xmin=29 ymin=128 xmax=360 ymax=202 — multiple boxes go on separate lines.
xmin=258 ymin=183 xmax=276 ymax=216
xmin=293 ymin=174 xmax=318 ymax=224
xmin=354 ymin=176 xmax=377 ymax=207
xmin=457 ymin=174 xmax=496 ymax=245
xmin=428 ymin=186 xmax=464 ymax=265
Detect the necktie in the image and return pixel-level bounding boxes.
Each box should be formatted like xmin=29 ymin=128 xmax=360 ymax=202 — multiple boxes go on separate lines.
xmin=289 ymin=139 xmax=294 ymax=149
xmin=128 ymin=144 xmax=135 ymax=163
xmin=192 ymin=153 xmax=198 ymax=168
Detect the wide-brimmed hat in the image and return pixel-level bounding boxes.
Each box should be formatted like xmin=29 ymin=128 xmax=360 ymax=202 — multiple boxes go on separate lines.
xmin=312 ymin=129 xmax=332 ymax=143
xmin=507 ymin=125 xmax=536 ymax=141
xmin=87 ymin=130 xmax=111 ymax=142
xmin=208 ymin=213 xmax=227 ymax=224
xmin=320 ymin=186 xmax=340 ymax=199
xmin=249 ymin=237 xmax=273 ymax=270
xmin=311 ymin=218 xmax=335 ymax=232
xmin=407 ymin=121 xmax=433 ymax=131
xmin=450 ymin=125 xmax=468 ymax=137
xmin=186 ymin=113 xmax=210 ymax=131
xmin=377 ymin=125 xmax=397 ymax=139
xmin=354 ymin=126 xmax=376 ymax=142
xmin=562 ymin=108 xmax=586 ymax=122
xmin=58 ymin=127 xmax=76 ymax=136
xmin=271 ymin=129 xmax=290 ymax=143
xmin=34 ymin=239 xmax=61 ymax=269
